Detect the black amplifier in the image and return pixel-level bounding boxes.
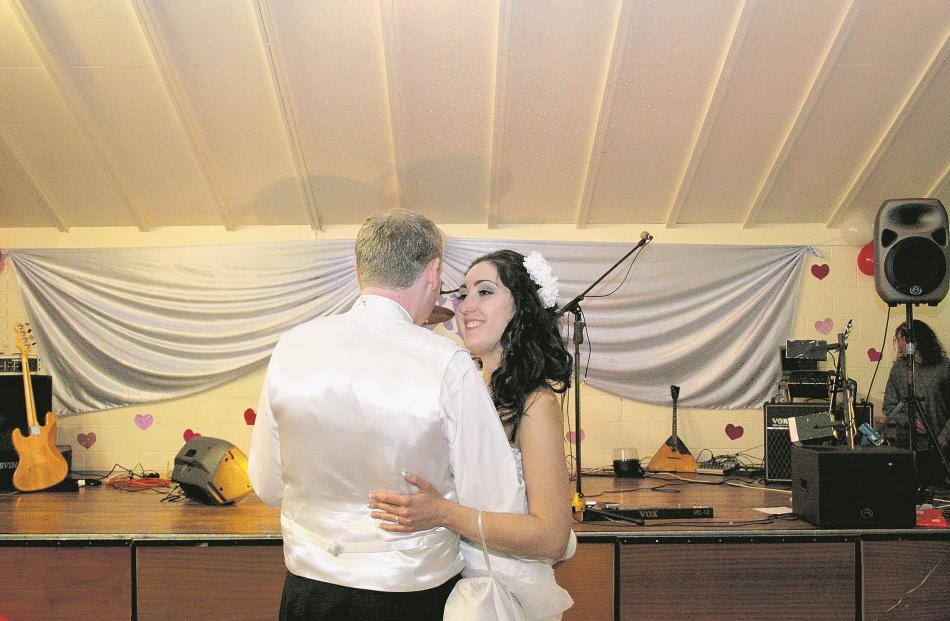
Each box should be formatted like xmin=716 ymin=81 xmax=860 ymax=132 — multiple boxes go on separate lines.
xmin=764 ymin=402 xmax=872 ymax=483
xmin=0 ymin=375 xmax=53 ymax=451
xmin=791 ymin=444 xmax=915 ymax=528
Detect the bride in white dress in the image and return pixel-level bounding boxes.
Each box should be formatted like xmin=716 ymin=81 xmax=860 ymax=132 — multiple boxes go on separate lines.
xmin=370 ymin=250 xmax=576 ymax=620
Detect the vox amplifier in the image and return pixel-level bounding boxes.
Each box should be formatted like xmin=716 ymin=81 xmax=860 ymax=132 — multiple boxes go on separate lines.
xmin=763 ymin=403 xmax=872 ymax=483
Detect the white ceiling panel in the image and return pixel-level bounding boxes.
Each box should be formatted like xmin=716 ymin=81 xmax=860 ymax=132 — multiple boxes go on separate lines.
xmin=758 ymin=1 xmax=950 ymax=223
xmin=0 ymin=67 xmax=131 ymax=225
xmin=139 ymin=0 xmax=306 ymax=225
xmin=496 ymin=0 xmax=619 ymax=224
xmin=587 ymin=0 xmax=744 ymax=225
xmin=0 ymin=133 xmax=51 ymax=226
xmin=390 ymin=1 xmax=497 ymax=221
xmin=0 ymin=0 xmax=948 ymax=231
xmin=676 ymin=0 xmax=850 ymax=224
xmin=256 ymin=1 xmax=394 ymax=225
xmin=843 ymin=53 xmax=950 ymax=216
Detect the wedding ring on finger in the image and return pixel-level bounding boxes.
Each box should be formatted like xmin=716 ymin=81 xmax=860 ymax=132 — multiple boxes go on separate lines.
xmin=394 ymin=515 xmax=400 ymax=524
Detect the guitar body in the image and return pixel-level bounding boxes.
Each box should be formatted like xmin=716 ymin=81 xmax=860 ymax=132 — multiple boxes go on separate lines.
xmin=10 ymin=323 xmax=68 ymax=493
xmin=11 ymin=411 xmax=68 ymax=492
xmin=647 ymin=384 xmax=699 ymax=473
xmin=647 ymin=437 xmax=699 ymax=473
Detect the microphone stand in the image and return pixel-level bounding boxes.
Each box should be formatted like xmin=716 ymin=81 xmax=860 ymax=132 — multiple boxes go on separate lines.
xmin=556 ymin=233 xmax=652 ymax=512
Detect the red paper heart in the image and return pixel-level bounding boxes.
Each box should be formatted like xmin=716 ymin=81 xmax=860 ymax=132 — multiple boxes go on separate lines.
xmin=244 ymin=408 xmax=257 ymax=425
xmin=815 ymin=318 xmax=833 ymax=334
xmin=810 ymin=264 xmax=830 ymax=280
xmin=183 ymin=429 xmax=201 ymax=442
xmin=725 ymin=424 xmax=744 ymax=440
xmin=565 ymin=429 xmax=585 ymax=444
xmin=77 ymin=432 xmax=97 ymax=449
xmin=867 ymin=347 xmax=882 ymax=362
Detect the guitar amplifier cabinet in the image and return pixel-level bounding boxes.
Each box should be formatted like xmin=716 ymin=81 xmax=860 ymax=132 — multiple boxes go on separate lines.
xmin=763 ymin=403 xmax=872 ymax=483
xmin=0 ymin=374 xmax=53 ymax=452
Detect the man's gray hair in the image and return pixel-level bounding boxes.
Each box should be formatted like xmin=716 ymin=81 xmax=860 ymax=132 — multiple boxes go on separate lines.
xmin=355 ymin=209 xmax=444 ymax=289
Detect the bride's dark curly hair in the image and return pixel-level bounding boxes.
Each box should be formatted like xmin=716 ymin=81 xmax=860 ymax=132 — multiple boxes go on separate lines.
xmin=469 ymin=250 xmax=573 ymax=440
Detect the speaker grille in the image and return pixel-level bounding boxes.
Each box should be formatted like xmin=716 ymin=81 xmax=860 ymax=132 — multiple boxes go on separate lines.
xmin=765 ymin=426 xmax=792 ymax=482
xmin=884 ymin=236 xmax=947 ymax=296
xmin=874 ymin=198 xmax=949 ymax=305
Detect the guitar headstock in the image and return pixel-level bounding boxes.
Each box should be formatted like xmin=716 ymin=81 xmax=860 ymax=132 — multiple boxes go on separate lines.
xmin=14 ymin=323 xmax=34 ymax=356
xmin=670 ymin=384 xmax=680 ymax=402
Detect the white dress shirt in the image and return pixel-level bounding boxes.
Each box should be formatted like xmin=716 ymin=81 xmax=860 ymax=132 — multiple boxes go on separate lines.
xmin=249 ymin=294 xmax=524 ymax=592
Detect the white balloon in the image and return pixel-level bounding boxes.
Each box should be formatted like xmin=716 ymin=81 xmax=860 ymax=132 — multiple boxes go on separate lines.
xmin=840 ymin=215 xmax=872 ymax=245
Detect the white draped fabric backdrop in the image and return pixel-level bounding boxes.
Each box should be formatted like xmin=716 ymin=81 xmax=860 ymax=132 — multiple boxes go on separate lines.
xmin=8 ymin=240 xmax=812 ymax=415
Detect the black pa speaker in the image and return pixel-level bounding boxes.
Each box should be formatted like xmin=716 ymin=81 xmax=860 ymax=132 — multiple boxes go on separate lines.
xmin=874 ymin=198 xmax=949 ymax=306
xmin=0 ymin=375 xmax=53 ymax=451
xmin=171 ymin=436 xmax=252 ymax=504
xmin=791 ymin=444 xmax=915 ymax=528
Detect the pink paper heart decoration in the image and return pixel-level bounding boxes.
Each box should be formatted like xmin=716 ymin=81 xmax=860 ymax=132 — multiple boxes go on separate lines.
xmin=725 ymin=424 xmax=744 ymax=440
xmin=810 ymin=264 xmax=830 ymax=280
xmin=244 ymin=408 xmax=257 ymax=425
xmin=815 ymin=318 xmax=833 ymax=334
xmin=867 ymin=347 xmax=882 ymax=362
xmin=134 ymin=414 xmax=153 ymax=430
xmin=77 ymin=432 xmax=97 ymax=449
xmin=565 ymin=429 xmax=585 ymax=444
xmin=183 ymin=429 xmax=201 ymax=442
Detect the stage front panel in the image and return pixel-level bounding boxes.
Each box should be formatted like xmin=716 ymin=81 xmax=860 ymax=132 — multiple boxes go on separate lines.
xmin=136 ymin=545 xmax=285 ymax=621
xmin=619 ymin=540 xmax=856 ymax=620
xmin=0 ymin=545 xmax=131 ymax=621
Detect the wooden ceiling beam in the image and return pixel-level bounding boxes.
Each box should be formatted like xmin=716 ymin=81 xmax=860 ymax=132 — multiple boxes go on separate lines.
xmin=0 ymin=128 xmax=69 ymax=232
xmin=742 ymin=0 xmax=863 ymax=229
xmin=575 ymin=0 xmax=631 ymax=229
xmin=131 ymin=0 xmax=237 ymax=231
xmin=928 ymin=160 xmax=950 ymax=199
xmin=379 ymin=0 xmax=405 ymax=211
xmin=827 ymin=28 xmax=950 ymax=227
xmin=665 ymin=0 xmax=755 ymax=228
xmin=254 ymin=0 xmax=322 ymax=231
xmin=486 ymin=0 xmax=513 ymax=229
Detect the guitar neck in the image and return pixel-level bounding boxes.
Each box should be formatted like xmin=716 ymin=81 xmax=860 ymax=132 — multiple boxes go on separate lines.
xmin=19 ymin=346 xmax=39 ymax=428
xmin=671 ymin=402 xmax=678 ymax=444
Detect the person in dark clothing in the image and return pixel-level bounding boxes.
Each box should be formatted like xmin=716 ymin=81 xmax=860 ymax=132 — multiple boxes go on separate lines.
xmin=878 ymin=320 xmax=950 ymax=486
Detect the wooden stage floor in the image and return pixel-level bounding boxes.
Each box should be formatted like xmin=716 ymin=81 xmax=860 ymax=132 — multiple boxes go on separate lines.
xmin=2 ymin=473 xmax=949 ymax=620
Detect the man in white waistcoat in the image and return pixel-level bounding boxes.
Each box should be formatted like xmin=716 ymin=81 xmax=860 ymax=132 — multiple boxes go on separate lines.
xmin=248 ymin=209 xmax=524 ymax=620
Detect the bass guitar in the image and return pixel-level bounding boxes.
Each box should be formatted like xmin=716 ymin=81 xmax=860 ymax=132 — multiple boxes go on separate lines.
xmin=646 ymin=385 xmax=698 ymax=473
xmin=11 ymin=323 xmax=68 ymax=492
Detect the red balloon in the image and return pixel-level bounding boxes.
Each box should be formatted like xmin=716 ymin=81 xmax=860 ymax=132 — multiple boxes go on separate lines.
xmin=857 ymin=242 xmax=875 ymax=276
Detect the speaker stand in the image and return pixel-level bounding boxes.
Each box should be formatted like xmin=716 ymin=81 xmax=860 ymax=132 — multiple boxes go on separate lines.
xmin=900 ymin=305 xmax=950 ymax=492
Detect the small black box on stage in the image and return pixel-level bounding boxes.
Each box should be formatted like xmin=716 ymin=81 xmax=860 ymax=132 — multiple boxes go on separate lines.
xmin=791 ymin=444 xmax=915 ymax=528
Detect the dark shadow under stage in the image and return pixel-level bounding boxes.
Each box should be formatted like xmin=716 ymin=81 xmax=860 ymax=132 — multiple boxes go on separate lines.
xmin=1 ymin=474 xmax=948 ymax=621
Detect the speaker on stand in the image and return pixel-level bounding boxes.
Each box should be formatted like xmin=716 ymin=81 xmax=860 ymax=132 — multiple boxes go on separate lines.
xmin=874 ymin=198 xmax=949 ymax=306
xmin=872 ymin=198 xmax=950 ymax=488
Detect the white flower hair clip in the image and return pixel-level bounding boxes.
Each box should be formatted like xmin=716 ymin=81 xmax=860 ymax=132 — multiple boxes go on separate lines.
xmin=523 ymin=251 xmax=559 ymax=308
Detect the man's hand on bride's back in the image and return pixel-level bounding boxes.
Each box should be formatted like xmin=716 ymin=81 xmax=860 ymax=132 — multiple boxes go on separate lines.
xmin=369 ymin=472 xmax=452 ymax=533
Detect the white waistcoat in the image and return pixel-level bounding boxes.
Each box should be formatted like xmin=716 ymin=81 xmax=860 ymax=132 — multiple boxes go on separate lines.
xmin=263 ymin=296 xmax=472 ymax=591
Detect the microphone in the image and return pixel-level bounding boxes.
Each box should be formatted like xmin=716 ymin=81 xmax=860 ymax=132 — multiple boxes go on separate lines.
xmin=640 ymin=231 xmax=653 ymax=242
